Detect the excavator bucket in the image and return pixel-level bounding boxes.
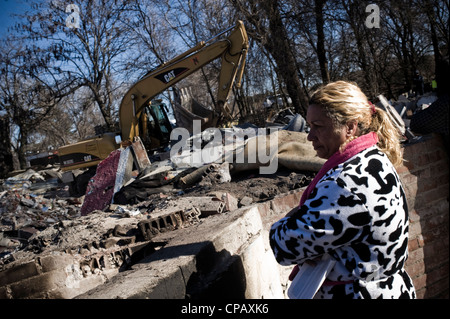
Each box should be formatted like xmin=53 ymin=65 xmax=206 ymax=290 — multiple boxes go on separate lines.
xmin=172 ymin=87 xmax=217 ymax=134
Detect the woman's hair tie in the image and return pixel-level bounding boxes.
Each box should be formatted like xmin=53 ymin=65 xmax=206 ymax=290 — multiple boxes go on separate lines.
xmin=369 ymin=101 xmax=377 ymax=115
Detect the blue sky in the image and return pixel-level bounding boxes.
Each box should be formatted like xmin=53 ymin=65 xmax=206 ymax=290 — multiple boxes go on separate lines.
xmin=0 ymin=0 xmax=30 ymax=34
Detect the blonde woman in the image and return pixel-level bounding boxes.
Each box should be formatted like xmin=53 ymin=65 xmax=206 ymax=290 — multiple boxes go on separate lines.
xmin=270 ymin=81 xmax=416 ymax=299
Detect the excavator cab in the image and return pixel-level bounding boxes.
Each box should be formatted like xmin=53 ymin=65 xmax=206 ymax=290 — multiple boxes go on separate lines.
xmin=138 ymin=100 xmax=174 ymax=153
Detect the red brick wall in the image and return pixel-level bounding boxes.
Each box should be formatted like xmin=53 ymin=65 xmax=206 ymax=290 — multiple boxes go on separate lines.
xmin=398 ymin=134 xmax=449 ymax=299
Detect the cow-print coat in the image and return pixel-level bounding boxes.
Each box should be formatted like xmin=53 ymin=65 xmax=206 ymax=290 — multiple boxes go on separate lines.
xmin=270 ymin=146 xmax=416 ymax=299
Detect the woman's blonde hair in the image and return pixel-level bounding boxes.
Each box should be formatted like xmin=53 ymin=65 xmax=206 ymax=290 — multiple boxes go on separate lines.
xmin=309 ymin=81 xmax=403 ymax=167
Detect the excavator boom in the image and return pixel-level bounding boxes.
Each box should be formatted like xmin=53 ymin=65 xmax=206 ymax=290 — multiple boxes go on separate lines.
xmin=120 ymin=20 xmax=248 ymax=141
xmin=58 ymin=21 xmax=248 ymax=176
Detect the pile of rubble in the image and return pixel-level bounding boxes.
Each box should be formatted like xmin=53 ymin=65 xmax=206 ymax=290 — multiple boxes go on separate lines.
xmin=0 ymin=165 xmax=314 ymax=300
xmin=0 ymin=130 xmax=319 ymax=273
xmin=390 ymin=92 xmax=438 ymax=117
xmin=384 ymin=92 xmax=439 ymax=137
xmin=0 ymin=187 xmax=82 ymax=232
xmin=1 ymin=169 xmax=81 ymax=263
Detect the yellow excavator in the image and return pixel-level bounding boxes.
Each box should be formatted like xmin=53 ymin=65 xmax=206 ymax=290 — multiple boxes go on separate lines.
xmin=58 ymin=21 xmax=248 ymax=177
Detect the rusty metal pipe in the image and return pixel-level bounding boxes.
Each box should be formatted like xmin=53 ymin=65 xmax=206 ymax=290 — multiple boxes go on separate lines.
xmin=179 ymin=163 xmax=219 ymax=188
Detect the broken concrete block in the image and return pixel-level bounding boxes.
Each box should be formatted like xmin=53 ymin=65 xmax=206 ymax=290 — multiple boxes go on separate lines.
xmin=209 ymin=162 xmax=231 ymax=184
xmin=205 ymin=192 xmax=238 ymax=212
xmin=102 ymin=236 xmax=135 ymax=249
xmin=239 ymin=196 xmax=253 ymax=207
xmin=215 ymin=162 xmax=231 ymax=183
xmin=222 ymin=193 xmax=238 ymax=212
xmin=138 ymin=210 xmax=188 ymax=241
xmin=197 ymin=199 xmax=225 ymax=217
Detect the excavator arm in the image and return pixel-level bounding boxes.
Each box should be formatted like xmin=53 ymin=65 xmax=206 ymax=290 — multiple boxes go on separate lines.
xmin=119 ymin=20 xmax=248 ymax=142
xmin=58 ymin=21 xmax=248 ymax=176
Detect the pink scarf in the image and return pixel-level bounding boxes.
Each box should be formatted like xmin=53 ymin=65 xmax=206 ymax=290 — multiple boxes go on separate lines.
xmin=289 ymin=132 xmax=379 ymax=282
xmin=299 ymin=131 xmax=379 ymax=206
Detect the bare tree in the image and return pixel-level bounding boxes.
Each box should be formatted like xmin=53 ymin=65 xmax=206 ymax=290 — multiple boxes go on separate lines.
xmin=13 ymin=0 xmax=136 ymax=131
xmin=314 ymin=0 xmax=330 ymax=83
xmin=156 ymin=0 xmax=235 ymax=111
xmin=420 ymin=0 xmax=450 ymax=95
xmin=383 ymin=1 xmax=444 ymax=97
xmin=0 ymin=39 xmax=75 ymax=168
xmin=125 ymin=0 xmax=178 ymax=72
xmin=0 ymin=114 xmax=14 ymax=176
xmin=232 ymin=0 xmax=310 ymax=116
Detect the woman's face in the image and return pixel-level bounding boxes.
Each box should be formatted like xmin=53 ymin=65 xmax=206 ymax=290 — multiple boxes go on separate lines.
xmin=306 ymin=104 xmax=347 ymax=159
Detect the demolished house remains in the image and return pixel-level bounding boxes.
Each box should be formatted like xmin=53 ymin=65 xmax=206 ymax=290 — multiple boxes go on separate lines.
xmin=0 ymin=91 xmax=448 ymax=299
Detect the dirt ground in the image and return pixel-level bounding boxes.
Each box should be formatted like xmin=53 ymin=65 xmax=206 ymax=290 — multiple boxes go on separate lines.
xmin=177 ymin=166 xmax=313 ymax=204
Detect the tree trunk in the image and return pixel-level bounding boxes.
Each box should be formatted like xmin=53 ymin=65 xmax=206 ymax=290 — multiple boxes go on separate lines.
xmin=0 ymin=116 xmax=14 ymax=177
xmin=262 ymin=0 xmax=309 ymax=116
xmin=424 ymin=0 xmax=450 ymax=95
xmin=315 ymin=0 xmax=330 ymax=84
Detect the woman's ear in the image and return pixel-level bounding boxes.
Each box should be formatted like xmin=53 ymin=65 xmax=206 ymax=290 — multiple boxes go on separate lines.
xmin=346 ymin=120 xmax=359 ymax=137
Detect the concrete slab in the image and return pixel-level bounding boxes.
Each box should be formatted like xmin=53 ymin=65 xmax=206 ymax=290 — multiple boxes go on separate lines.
xmin=75 ymin=205 xmax=263 ymax=298
xmin=76 ymin=189 xmax=304 ymax=299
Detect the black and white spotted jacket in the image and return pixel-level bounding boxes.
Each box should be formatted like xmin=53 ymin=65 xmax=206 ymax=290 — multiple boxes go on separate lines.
xmin=270 ymin=146 xmax=416 ymax=299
